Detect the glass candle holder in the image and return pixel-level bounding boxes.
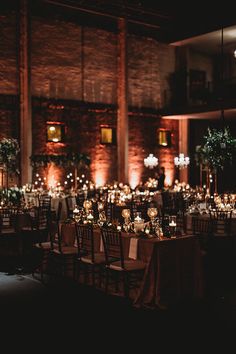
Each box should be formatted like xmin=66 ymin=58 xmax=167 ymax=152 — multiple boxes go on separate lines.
xmin=122 ymin=208 xmax=130 ymax=219
xmin=147 ymin=207 xmax=158 ymax=223
xmin=133 ymin=213 xmax=145 ymax=233
xmin=169 ymin=215 xmax=177 ymax=236
xmin=73 ymin=205 xmax=81 ymax=223
xmin=86 ymin=210 xmax=94 ymax=223
xmin=122 ymin=208 xmax=131 ymax=232
xmin=97 ymin=201 xmax=104 ymax=212
xmin=83 ymin=199 xmax=92 ymax=212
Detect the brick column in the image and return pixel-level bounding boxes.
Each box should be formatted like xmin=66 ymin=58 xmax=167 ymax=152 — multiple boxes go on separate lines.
xmin=19 ymin=0 xmax=32 ymax=184
xmin=117 ymin=18 xmax=128 ymax=183
xmin=179 ymin=118 xmax=189 ymax=183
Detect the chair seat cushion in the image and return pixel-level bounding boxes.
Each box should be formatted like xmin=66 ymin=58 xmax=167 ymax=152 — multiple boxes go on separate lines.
xmin=81 ymin=252 xmax=106 ymax=264
xmin=35 ymin=242 xmax=58 ymax=250
xmin=109 ymin=259 xmax=146 ymax=272
xmin=0 ymin=228 xmax=16 ymax=234
xmin=53 ymin=246 xmax=77 ymax=255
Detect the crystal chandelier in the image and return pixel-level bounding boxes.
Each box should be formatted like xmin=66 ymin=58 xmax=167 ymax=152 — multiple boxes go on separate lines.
xmin=144 ymin=154 xmax=158 ymax=169
xmin=174 ymin=153 xmax=190 ymax=169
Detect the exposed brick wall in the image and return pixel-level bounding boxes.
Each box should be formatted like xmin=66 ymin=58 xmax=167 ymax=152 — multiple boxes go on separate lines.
xmin=31 ymin=17 xmax=83 ymax=100
xmin=0 ymin=12 xmax=18 ymax=94
xmin=31 ymin=97 xmax=179 ymax=186
xmin=31 ymin=18 xmax=118 ymax=104
xmin=32 ymin=98 xmax=118 ymax=184
xmin=83 ymin=27 xmax=117 ymax=104
xmin=128 ymin=35 xmax=161 ymax=109
xmin=129 ymin=113 xmax=178 ymax=186
xmin=0 ymin=95 xmax=19 ymax=139
xmin=0 ymin=8 xmax=180 ymax=187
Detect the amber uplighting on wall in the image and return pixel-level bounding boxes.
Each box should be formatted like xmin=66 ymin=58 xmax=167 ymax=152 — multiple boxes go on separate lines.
xmin=47 ymin=122 xmax=65 ymax=142
xmin=100 ymin=126 xmax=116 ymax=144
xmin=157 ymin=129 xmax=171 ymax=147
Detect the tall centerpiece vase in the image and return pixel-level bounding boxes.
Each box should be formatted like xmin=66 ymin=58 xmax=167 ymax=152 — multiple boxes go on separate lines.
xmin=207 ymin=168 xmax=217 ymax=195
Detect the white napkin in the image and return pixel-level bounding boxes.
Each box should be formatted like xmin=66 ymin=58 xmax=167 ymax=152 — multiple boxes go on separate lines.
xmin=128 ymin=237 xmax=139 ymax=260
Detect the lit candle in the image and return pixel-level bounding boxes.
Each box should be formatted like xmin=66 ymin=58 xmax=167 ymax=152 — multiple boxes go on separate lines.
xmin=169 ymin=220 xmax=177 ymax=227
xmin=134 ymin=216 xmax=145 ymax=233
xmin=97 ymin=202 xmax=104 ymax=211
xmin=87 ymin=213 xmax=94 ymax=221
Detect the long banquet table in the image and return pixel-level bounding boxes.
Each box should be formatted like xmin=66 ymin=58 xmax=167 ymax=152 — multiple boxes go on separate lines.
xmin=64 ymin=224 xmax=204 ymax=309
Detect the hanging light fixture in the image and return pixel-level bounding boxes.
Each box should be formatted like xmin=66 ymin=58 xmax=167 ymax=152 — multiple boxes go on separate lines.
xmin=144 ymin=153 xmax=158 ymax=169
xmin=174 ymin=153 xmax=190 ymax=169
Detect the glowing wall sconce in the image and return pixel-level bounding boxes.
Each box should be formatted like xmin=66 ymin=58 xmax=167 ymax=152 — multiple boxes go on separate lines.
xmin=157 ymin=129 xmax=171 ymax=147
xmin=47 ymin=122 xmax=65 ymax=143
xmin=100 ymin=126 xmax=116 ymax=144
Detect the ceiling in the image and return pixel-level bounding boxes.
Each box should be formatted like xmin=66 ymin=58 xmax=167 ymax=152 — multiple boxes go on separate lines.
xmin=162 ymin=108 xmax=236 ymax=120
xmin=171 ymin=25 xmax=236 ymax=55
xmin=40 ymin=0 xmax=236 ymax=42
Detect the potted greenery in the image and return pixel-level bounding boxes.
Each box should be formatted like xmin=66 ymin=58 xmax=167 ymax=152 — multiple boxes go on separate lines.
xmin=0 ymin=137 xmax=20 ymax=203
xmin=195 ymin=126 xmax=236 ymax=192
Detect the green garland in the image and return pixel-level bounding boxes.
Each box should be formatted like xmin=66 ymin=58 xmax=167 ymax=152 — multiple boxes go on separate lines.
xmin=30 ymin=153 xmax=91 ymax=167
xmin=195 ymin=126 xmax=236 ymax=171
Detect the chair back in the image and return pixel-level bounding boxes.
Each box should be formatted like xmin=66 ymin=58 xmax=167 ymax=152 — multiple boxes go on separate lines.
xmin=101 ymin=227 xmax=124 ymax=268
xmin=192 ymin=217 xmax=212 ymax=235
xmin=131 ymin=201 xmax=149 ymax=221
xmin=75 ymin=223 xmax=94 ymax=260
xmin=38 ymin=195 xmax=51 ymax=210
xmin=209 ymin=210 xmax=232 ymax=236
xmin=0 ymin=207 xmax=18 ymax=233
xmin=57 ymin=222 xmax=77 ymax=253
xmin=65 ymin=196 xmax=76 ymax=218
xmin=48 ymin=201 xmax=63 ymax=246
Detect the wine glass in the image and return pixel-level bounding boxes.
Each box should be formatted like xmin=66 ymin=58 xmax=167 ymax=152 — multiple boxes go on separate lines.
xmin=122 ymin=208 xmax=131 ymax=233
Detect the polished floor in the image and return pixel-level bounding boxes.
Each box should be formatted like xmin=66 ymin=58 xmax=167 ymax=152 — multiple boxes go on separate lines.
xmin=0 ymin=268 xmax=236 ymax=345
xmin=0 ymin=237 xmax=236 ymax=349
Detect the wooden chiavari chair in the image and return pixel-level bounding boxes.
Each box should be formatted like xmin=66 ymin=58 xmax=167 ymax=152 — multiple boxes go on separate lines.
xmin=75 ymin=223 xmax=105 ymax=286
xmin=101 ymin=227 xmax=146 ymax=299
